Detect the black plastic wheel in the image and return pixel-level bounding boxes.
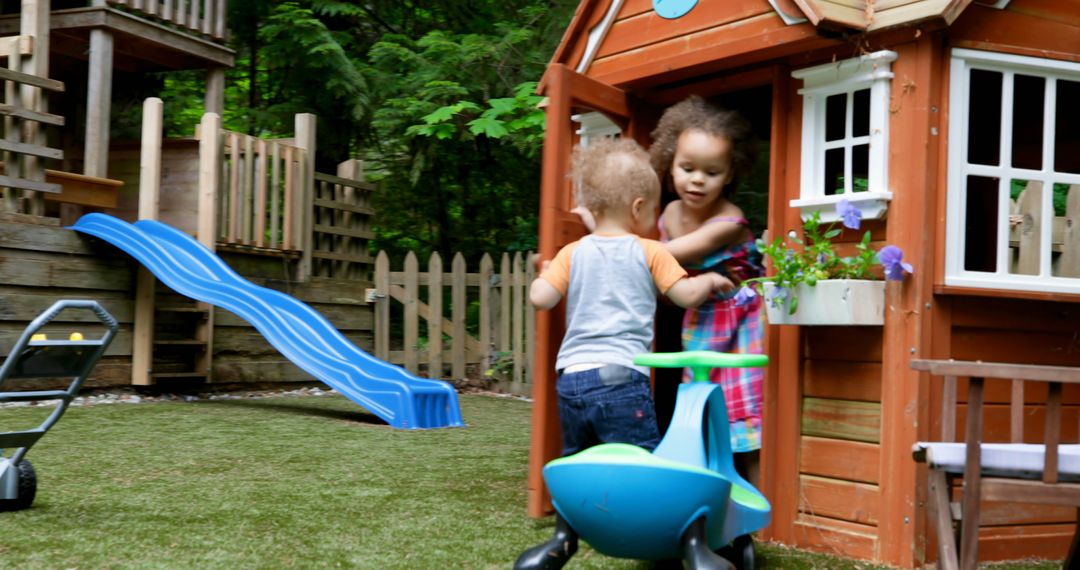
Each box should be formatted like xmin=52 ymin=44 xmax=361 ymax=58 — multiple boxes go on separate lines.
xmin=0 ymin=459 xmax=37 ymax=512
xmin=733 ymin=534 xmax=755 ymax=570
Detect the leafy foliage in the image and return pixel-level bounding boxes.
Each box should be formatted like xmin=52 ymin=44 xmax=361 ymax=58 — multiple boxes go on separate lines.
xmin=145 ymin=1 xmax=574 ymax=264
xmin=739 ymin=201 xmax=911 ymax=315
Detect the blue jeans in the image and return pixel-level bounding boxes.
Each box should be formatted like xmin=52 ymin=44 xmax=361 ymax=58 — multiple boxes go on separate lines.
xmin=556 ymin=364 xmax=660 ymax=456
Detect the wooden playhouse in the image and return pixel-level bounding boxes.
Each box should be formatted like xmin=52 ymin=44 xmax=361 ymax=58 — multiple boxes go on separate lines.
xmin=0 ymin=2 xmax=376 ymax=392
xmin=529 ymin=0 xmax=1080 ymax=566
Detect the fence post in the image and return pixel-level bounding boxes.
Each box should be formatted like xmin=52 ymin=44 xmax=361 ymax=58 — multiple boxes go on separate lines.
xmin=512 ymin=252 xmax=524 ymax=387
xmin=1016 ymin=182 xmax=1042 ymax=276
xmin=1061 ymin=185 xmax=1080 ymax=278
xmin=479 ymin=254 xmax=493 ymax=378
xmin=295 ymin=113 xmax=317 ymax=281
xmin=525 ymin=251 xmax=536 ymax=388
xmin=374 ymin=251 xmax=390 ymax=361
xmin=500 ymin=253 xmax=511 ymax=355
xmin=452 ymin=253 xmax=467 ymax=380
xmin=404 ymin=251 xmax=419 ymax=373
xmin=428 ymin=253 xmax=443 ymax=379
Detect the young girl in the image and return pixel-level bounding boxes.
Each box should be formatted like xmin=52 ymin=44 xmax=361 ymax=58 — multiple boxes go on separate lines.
xmin=650 ymin=95 xmax=765 ymax=486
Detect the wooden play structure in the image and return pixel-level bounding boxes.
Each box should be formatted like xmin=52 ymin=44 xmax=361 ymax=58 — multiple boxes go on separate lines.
xmin=530 ymin=0 xmax=1080 ymax=567
xmin=0 ymin=2 xmax=377 ymax=389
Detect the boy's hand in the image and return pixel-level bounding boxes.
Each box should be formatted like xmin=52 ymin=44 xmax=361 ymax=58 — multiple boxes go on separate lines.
xmin=570 ymin=206 xmax=597 ymax=233
xmin=707 ymin=273 xmax=735 ymax=295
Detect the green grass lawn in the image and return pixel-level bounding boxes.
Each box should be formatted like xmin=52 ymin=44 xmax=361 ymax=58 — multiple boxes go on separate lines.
xmin=0 ymin=393 xmax=1061 ymax=569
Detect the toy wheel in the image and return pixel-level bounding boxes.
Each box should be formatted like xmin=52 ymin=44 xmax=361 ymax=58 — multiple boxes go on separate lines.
xmin=0 ymin=459 xmax=37 ymax=512
xmin=733 ymin=534 xmax=754 ymax=570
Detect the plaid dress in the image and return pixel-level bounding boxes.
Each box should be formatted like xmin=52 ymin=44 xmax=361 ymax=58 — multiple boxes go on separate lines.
xmin=660 ymin=215 xmax=766 ymax=453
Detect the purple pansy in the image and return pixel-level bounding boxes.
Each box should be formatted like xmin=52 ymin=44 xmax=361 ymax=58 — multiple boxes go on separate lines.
xmin=879 ymin=245 xmax=914 ymax=281
xmin=837 ymin=199 xmax=862 ymax=230
xmin=734 ymin=285 xmax=757 ymax=307
xmin=767 ymin=285 xmax=789 ymax=306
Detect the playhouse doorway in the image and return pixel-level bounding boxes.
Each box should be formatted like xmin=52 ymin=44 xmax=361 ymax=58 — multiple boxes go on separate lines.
xmin=652 ymin=82 xmax=774 ymax=436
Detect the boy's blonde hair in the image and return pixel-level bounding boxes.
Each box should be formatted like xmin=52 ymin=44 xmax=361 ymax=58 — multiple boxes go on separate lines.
xmin=571 ymin=137 xmax=659 ymax=215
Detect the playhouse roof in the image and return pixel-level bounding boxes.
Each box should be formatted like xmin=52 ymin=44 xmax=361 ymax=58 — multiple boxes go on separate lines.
xmin=545 ymin=0 xmax=1012 ymax=88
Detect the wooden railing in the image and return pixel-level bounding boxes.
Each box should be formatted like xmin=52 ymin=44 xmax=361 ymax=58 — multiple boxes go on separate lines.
xmin=195 ymin=118 xmax=308 ymax=251
xmin=1009 ymin=182 xmax=1080 ymax=276
xmin=108 ymin=0 xmax=227 ymax=41
xmin=0 ymin=34 xmax=65 ymax=216
xmin=373 ymin=250 xmax=535 ymax=395
xmin=312 ymin=168 xmax=375 ymax=281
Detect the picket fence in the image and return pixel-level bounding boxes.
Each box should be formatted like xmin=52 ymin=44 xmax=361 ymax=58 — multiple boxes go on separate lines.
xmin=372 ymin=250 xmax=536 ymax=396
xmin=1009 ymin=182 xmax=1080 ymax=276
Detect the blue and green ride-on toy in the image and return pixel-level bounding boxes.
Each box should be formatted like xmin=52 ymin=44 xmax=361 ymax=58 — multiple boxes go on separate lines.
xmin=518 ymin=351 xmax=770 ymax=570
xmin=0 ymin=301 xmax=117 ymax=511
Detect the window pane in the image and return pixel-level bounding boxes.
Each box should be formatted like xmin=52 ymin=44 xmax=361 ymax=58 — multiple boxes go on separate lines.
xmin=852 ymin=88 xmax=870 ymax=137
xmin=825 ymin=93 xmax=846 ymax=142
xmin=824 ymin=147 xmax=844 ymax=195
xmin=852 ymin=144 xmax=869 ymax=192
xmin=964 ymin=175 xmax=999 ymax=272
xmin=1011 ymin=74 xmax=1044 ymax=170
xmin=967 ymin=69 xmax=1002 ymax=166
xmin=820 ymin=146 xmax=846 ymax=196
xmin=1008 ymin=179 xmax=1042 ymax=276
xmin=1055 ymin=79 xmax=1080 ymax=174
xmin=1052 ymin=182 xmax=1080 ymax=277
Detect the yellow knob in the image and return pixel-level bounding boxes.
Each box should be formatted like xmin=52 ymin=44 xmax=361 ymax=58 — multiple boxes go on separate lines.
xmin=30 ymin=333 xmax=47 ymax=341
xmin=70 ymin=332 xmax=84 ymax=341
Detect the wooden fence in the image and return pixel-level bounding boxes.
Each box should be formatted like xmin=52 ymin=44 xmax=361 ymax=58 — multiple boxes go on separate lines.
xmin=373 ymin=250 xmax=535 ymax=396
xmin=109 ymin=0 xmax=228 ymax=41
xmin=1009 ymin=182 xmax=1080 ymax=276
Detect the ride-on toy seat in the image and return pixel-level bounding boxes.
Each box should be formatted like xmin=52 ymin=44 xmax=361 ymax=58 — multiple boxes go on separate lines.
xmin=542 ymin=351 xmax=770 ymax=568
xmin=0 ymin=301 xmax=118 ymax=511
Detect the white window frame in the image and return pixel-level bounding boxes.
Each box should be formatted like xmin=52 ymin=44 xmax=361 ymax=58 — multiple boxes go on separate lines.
xmin=791 ymin=50 xmax=896 ymax=222
xmin=571 ymin=112 xmax=621 ymax=147
xmin=945 ymin=48 xmax=1080 ymax=294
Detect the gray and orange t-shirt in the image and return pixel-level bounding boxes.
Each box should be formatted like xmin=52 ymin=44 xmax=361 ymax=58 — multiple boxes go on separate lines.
xmin=540 ymin=233 xmax=687 ymax=375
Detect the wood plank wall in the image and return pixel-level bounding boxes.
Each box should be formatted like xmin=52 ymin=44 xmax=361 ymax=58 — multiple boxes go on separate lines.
xmin=0 ymin=219 xmax=136 ymax=389
xmin=793 ymin=326 xmax=883 ymax=560
xmin=583 ymin=0 xmax=824 ymax=87
xmin=0 ymin=221 xmax=374 ymax=390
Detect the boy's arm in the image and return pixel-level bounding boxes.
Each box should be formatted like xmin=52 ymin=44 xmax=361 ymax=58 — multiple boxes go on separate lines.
xmin=665 ymin=273 xmax=734 ymax=308
xmin=531 ymin=245 xmax=575 ymax=310
xmin=530 ymin=276 xmax=563 ymax=310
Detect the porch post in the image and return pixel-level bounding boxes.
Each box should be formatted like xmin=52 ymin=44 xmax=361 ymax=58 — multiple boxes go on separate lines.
xmin=84 ymin=28 xmax=113 ymax=178
xmin=131 ymin=98 xmax=163 ymax=386
xmin=205 ymin=66 xmax=225 ymax=116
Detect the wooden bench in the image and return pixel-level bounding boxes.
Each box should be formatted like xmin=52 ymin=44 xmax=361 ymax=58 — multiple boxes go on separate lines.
xmin=911 ymin=359 xmax=1080 ymax=570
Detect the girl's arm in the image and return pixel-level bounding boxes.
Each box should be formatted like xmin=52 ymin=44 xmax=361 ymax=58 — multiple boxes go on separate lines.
xmin=661 ymin=202 xmax=747 ymax=264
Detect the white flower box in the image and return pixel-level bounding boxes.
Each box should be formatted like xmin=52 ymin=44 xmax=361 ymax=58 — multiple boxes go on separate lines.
xmin=763 ymin=279 xmax=885 ymax=326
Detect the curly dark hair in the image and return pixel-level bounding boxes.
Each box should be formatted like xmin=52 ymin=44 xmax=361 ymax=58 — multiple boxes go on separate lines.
xmin=649 ymin=95 xmax=756 ymax=197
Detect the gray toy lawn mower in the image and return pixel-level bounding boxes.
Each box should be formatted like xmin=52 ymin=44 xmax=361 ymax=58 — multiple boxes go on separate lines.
xmin=0 ymin=301 xmax=117 ymax=511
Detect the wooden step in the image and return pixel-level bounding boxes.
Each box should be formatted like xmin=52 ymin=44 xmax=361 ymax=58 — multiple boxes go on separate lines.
xmin=153 ymin=339 xmax=208 ymax=346
xmin=150 ymin=372 xmax=207 ymax=380
xmin=156 ymin=305 xmax=210 ymax=315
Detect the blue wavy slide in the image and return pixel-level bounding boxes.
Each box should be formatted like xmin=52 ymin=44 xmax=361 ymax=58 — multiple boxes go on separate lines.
xmin=71 ymin=213 xmax=464 ymax=429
